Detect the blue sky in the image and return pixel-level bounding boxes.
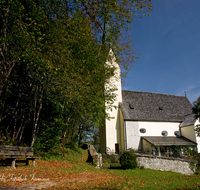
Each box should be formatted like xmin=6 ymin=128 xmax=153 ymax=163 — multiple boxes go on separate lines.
xmin=123 ymin=0 xmax=200 ymax=104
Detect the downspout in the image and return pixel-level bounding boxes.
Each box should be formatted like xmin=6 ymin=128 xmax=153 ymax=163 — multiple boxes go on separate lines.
xmin=124 ymin=121 xmax=127 ymax=151
xmin=178 ymin=122 xmax=182 ymax=136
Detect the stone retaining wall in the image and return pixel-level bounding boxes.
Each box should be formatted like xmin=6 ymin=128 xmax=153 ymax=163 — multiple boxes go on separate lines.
xmin=136 ymin=153 xmax=197 ymax=175
xmin=88 ymin=145 xmax=102 ymax=168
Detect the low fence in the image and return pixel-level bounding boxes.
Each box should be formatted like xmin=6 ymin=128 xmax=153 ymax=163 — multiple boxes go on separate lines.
xmin=136 ymin=153 xmax=198 ymax=175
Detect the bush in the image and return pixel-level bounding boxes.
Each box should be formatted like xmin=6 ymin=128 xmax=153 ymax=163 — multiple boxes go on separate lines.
xmin=171 ymin=145 xmax=179 ymax=157
xmin=196 ymin=155 xmax=200 ymax=174
xmin=120 ymin=151 xmax=137 ymax=169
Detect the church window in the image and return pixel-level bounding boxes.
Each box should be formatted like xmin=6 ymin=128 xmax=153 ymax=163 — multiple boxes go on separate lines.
xmin=161 ymin=130 xmax=168 ymax=136
xmin=140 ymin=128 xmax=146 ymax=133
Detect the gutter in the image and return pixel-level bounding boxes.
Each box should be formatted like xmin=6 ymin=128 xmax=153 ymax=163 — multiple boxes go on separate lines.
xmin=124 ymin=121 xmax=127 ymax=151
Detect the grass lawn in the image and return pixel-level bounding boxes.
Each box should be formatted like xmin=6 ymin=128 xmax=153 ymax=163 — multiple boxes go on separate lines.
xmin=0 ymin=149 xmax=199 ymax=189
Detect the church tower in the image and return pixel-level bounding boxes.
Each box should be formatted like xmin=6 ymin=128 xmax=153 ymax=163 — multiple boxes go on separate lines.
xmin=99 ymin=23 xmax=124 ymax=152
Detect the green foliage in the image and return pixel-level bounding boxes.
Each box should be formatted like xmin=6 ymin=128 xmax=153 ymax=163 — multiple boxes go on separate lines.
xmin=110 ymin=154 xmax=121 ymax=167
xmin=189 ymin=149 xmax=196 ymax=157
xmin=171 ymin=145 xmax=179 ymax=158
xmin=92 ymin=156 xmax=99 ymax=167
xmin=110 ymin=154 xmax=120 ymax=163
xmin=189 ymin=161 xmax=197 ymax=173
xmin=120 ymin=151 xmax=137 ymax=169
xmin=102 ymin=153 xmax=111 ymax=168
xmin=196 ymin=155 xmax=200 ymax=174
xmin=35 ymin=143 xmax=84 ymax=163
xmin=34 ymin=130 xmax=62 ymax=153
xmin=192 ymin=96 xmax=200 ymax=119
xmin=183 ymin=146 xmax=196 ymax=157
xmin=0 ymin=0 xmax=153 ymax=150
xmin=0 ymin=136 xmax=13 ymax=146
xmin=192 ymin=96 xmax=200 ymax=137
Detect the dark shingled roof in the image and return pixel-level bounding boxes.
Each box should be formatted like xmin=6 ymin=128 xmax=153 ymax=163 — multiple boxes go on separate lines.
xmin=180 ymin=114 xmax=196 ymax=127
xmin=142 ymin=136 xmax=197 ymax=146
xmin=120 ymin=90 xmax=192 ymax=122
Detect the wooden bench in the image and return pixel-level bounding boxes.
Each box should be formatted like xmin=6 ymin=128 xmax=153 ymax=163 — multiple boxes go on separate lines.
xmin=0 ymin=145 xmax=39 ymax=168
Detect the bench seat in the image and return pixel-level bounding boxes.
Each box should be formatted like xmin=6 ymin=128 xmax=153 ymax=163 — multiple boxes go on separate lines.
xmin=0 ymin=145 xmax=39 ymax=168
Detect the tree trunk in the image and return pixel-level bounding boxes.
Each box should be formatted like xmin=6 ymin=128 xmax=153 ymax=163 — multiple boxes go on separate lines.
xmin=0 ymin=6 xmax=15 ymax=96
xmin=19 ymin=117 xmax=30 ymax=143
xmin=0 ymin=83 xmax=8 ymax=119
xmin=78 ymin=125 xmax=83 ymax=147
xmin=30 ymin=84 xmax=43 ymax=147
xmin=12 ymin=98 xmax=19 ymax=141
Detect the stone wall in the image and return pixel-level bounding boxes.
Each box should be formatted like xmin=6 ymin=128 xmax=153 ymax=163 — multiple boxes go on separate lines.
xmin=136 ymin=153 xmax=197 ymax=175
xmin=88 ymin=145 xmax=102 ymax=168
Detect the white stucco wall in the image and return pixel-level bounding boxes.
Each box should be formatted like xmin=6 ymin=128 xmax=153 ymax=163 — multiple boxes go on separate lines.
xmin=194 ymin=119 xmax=200 ymax=153
xmin=125 ymin=121 xmax=180 ymax=150
xmin=125 ymin=121 xmax=140 ymax=150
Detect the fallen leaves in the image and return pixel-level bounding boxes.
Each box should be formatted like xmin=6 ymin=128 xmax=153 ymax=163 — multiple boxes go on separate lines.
xmin=0 ymin=159 xmax=199 ymax=189
xmin=0 ymin=160 xmax=121 ymax=190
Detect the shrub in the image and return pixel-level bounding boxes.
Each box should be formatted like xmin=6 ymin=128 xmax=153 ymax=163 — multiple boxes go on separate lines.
xmin=110 ymin=154 xmax=120 ymax=163
xmin=196 ymin=155 xmax=200 ymax=174
xmin=171 ymin=145 xmax=179 ymax=157
xmin=120 ymin=151 xmax=137 ymax=169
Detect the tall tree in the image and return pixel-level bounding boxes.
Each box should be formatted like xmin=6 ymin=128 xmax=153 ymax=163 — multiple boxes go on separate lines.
xmin=192 ymin=96 xmax=200 ymax=119
xmin=192 ymin=96 xmax=200 ymax=137
xmin=0 ymin=0 xmax=152 ymax=95
xmin=0 ymin=0 xmax=153 ymax=148
xmin=0 ymin=0 xmax=48 ymax=95
xmin=0 ymin=11 xmax=113 ymax=147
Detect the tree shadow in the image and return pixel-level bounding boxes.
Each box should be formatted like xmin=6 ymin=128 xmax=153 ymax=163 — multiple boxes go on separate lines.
xmin=109 ymin=166 xmax=124 ymax=170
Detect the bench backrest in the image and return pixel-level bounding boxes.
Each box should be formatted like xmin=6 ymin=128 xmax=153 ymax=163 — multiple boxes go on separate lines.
xmin=0 ymin=145 xmax=33 ymax=156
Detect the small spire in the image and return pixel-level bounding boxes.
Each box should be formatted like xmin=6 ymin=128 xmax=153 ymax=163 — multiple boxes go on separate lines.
xmin=184 ymin=89 xmax=187 ymax=97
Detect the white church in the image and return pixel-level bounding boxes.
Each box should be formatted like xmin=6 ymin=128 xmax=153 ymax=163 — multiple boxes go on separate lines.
xmin=100 ymin=50 xmax=200 ymax=155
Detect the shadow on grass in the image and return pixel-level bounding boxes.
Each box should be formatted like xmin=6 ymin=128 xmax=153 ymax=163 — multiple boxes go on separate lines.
xmin=0 ymin=163 xmax=33 ymax=168
xmin=101 ymin=166 xmax=124 ymax=170
xmin=109 ymin=166 xmax=124 ymax=170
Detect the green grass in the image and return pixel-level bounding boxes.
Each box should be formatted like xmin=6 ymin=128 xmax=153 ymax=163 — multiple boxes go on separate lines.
xmin=44 ymin=148 xmax=200 ymax=189
xmin=101 ymin=168 xmax=200 ymax=189
xmin=37 ymin=146 xmax=85 ymax=163
xmin=8 ymin=147 xmax=199 ymax=189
